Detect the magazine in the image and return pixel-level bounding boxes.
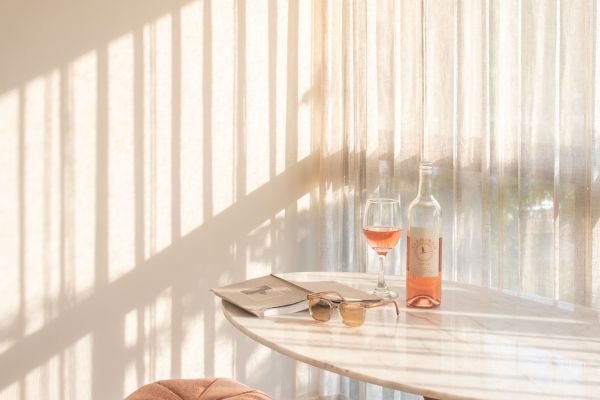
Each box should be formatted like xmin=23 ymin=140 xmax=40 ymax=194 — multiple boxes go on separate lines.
xmin=212 ymin=274 xmax=380 ymax=317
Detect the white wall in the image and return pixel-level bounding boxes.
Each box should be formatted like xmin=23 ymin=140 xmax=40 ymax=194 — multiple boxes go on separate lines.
xmin=0 ymin=0 xmax=320 ymax=398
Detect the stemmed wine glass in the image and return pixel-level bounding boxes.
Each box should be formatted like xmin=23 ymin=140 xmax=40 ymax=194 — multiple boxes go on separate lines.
xmin=362 ymin=198 xmax=402 ymax=299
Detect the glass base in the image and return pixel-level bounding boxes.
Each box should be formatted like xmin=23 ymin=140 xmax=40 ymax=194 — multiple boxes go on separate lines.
xmin=371 ymin=286 xmax=398 ymax=299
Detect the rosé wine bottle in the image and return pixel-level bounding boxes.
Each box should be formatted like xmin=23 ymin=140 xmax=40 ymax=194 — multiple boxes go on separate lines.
xmin=406 ymin=161 xmax=442 ymax=308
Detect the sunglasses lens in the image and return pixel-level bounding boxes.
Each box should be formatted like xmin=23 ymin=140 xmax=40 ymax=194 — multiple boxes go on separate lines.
xmin=309 ymin=298 xmax=332 ymax=322
xmin=340 ymin=303 xmax=366 ymax=327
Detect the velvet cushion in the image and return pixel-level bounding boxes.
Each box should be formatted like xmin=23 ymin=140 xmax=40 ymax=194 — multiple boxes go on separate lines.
xmin=125 ymin=378 xmax=272 ymax=400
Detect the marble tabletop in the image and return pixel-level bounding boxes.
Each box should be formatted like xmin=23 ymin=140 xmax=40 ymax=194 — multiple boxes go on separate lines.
xmin=221 ymin=271 xmax=600 ymax=400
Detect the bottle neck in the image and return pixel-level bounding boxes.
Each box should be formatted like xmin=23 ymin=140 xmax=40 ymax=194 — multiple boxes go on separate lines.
xmin=417 ymin=167 xmax=434 ymax=198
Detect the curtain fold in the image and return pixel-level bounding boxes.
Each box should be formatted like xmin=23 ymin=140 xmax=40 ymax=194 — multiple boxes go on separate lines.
xmin=314 ymin=0 xmax=600 ymax=398
xmin=317 ymin=0 xmax=369 ymax=275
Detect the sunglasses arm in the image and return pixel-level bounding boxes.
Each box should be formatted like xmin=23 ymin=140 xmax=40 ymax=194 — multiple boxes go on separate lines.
xmin=364 ymin=299 xmax=400 ymax=315
xmin=308 ymin=291 xmax=348 ymax=302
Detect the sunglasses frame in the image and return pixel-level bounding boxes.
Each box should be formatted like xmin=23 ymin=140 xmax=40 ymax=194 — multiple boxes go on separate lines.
xmin=307 ymin=291 xmax=400 ymax=327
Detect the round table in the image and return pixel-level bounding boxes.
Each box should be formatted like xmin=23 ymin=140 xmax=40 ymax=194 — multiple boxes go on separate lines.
xmin=221 ymin=271 xmax=600 ymax=400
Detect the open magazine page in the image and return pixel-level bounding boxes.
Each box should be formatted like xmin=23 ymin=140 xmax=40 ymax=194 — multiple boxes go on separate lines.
xmin=212 ymin=275 xmax=308 ymax=317
xmin=278 ymin=277 xmax=380 ymax=302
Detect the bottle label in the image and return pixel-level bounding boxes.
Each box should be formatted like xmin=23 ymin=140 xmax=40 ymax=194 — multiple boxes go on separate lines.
xmin=408 ymin=227 xmax=440 ymax=278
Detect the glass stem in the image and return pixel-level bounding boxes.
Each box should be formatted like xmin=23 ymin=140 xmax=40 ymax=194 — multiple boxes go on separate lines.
xmin=377 ymin=255 xmax=387 ymax=289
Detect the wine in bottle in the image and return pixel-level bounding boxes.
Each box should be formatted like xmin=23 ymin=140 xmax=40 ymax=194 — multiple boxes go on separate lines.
xmin=406 ymin=161 xmax=442 ymax=308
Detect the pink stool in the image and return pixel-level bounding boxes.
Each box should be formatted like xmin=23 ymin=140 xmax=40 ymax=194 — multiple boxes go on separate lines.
xmin=125 ymin=378 xmax=272 ymax=400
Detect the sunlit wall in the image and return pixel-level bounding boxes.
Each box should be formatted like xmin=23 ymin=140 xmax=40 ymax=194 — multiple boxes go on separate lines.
xmin=0 ymin=0 xmax=320 ymax=399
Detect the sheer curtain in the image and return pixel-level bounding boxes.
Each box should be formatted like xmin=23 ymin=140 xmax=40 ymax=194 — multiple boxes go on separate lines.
xmin=313 ymin=0 xmax=600 ymax=398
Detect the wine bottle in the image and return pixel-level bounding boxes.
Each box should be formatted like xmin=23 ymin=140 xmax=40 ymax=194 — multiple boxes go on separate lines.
xmin=406 ymin=161 xmax=442 ymax=308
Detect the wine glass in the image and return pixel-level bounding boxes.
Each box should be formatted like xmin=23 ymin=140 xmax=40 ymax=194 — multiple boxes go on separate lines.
xmin=363 ymin=198 xmax=402 ymax=299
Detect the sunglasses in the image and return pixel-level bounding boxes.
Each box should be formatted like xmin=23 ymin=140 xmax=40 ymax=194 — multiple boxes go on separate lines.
xmin=307 ymin=291 xmax=400 ymax=327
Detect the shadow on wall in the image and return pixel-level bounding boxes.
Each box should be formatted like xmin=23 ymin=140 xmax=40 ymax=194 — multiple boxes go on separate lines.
xmin=0 ymin=0 xmax=319 ymax=399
